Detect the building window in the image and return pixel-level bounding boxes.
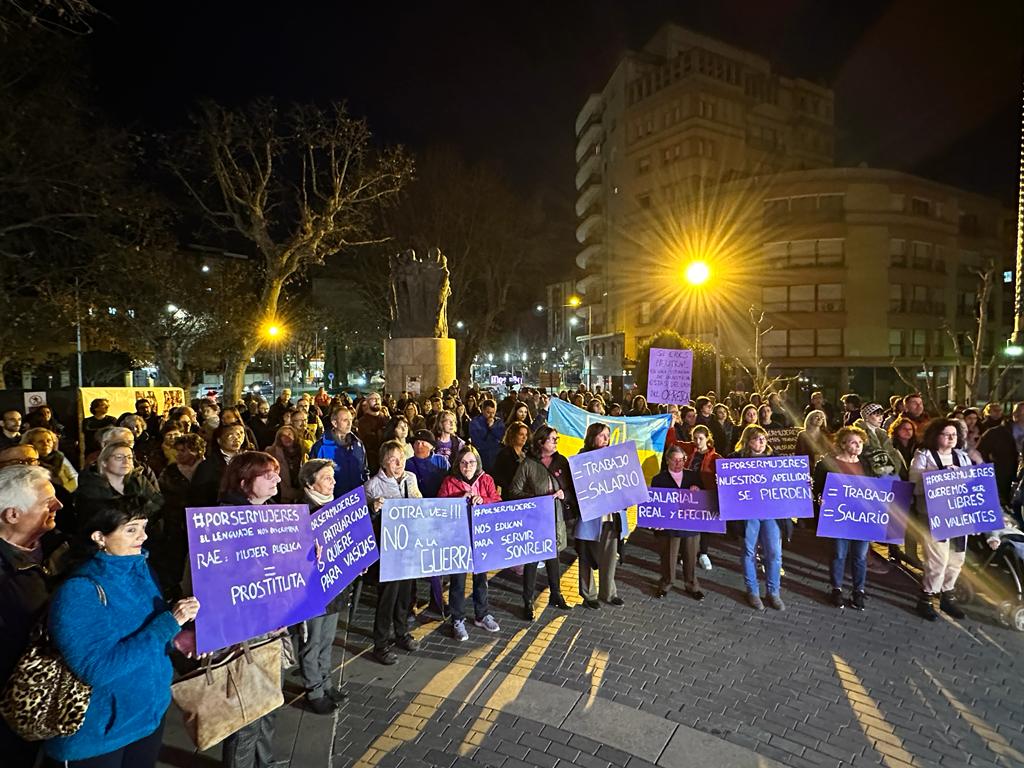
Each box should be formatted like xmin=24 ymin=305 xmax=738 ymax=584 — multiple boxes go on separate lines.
xmin=637 ymin=156 xmax=651 ymax=175
xmin=889 ymin=284 xmax=903 ymax=312
xmin=817 ymin=329 xmax=842 ymax=356
xmin=911 ymin=197 xmax=931 ymax=216
xmin=888 ymin=329 xmax=904 ymax=357
xmin=764 ymin=239 xmax=846 ymax=268
xmin=911 ymin=329 xmax=927 ymax=356
xmin=911 ymin=241 xmax=933 ymax=270
xmin=889 ymin=239 xmax=907 ymax=267
xmin=1004 ymin=270 xmax=1013 ymax=284
xmin=639 ymin=301 xmax=652 ymax=324
xmin=699 ymin=99 xmax=715 ymax=120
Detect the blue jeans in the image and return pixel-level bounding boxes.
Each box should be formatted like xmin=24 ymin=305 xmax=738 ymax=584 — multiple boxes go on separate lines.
xmin=449 ymin=572 xmax=489 ymax=621
xmin=743 ymin=519 xmax=782 ymax=595
xmin=831 ymin=539 xmax=868 ymax=591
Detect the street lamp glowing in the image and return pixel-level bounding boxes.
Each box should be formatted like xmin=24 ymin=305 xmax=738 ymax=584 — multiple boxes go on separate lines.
xmin=684 ymin=260 xmax=711 ymax=286
xmin=536 ymin=304 xmax=544 ymax=312
xmin=455 ymin=320 xmax=465 ymax=329
xmin=1005 ymin=344 xmax=1024 ymax=357
xmin=166 ymin=304 xmax=178 ymax=314
xmin=569 ymin=317 xmax=579 ymax=326
xmin=567 ymin=295 xmax=581 ymax=307
xmin=266 ymin=325 xmax=281 ymax=337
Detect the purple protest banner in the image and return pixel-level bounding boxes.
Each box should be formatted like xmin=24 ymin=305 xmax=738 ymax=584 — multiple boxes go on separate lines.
xmin=310 ymin=487 xmax=379 ymax=605
xmin=637 ymin=487 xmax=726 ymax=533
xmin=570 ymin=440 xmax=650 ymax=522
xmin=186 ymin=504 xmax=325 ymax=654
xmin=379 ymin=498 xmax=474 ymax=581
xmin=646 ymin=348 xmax=693 ymax=404
xmin=471 ymin=496 xmax=557 ymax=570
xmin=716 ymin=455 xmax=813 ymax=520
xmin=816 ymin=474 xmax=913 ymax=544
xmin=921 ymin=462 xmax=1001 ymax=540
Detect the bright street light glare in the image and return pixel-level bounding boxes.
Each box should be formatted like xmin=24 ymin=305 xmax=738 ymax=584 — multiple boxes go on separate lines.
xmin=569 ymin=317 xmax=579 ymax=326
xmin=200 ymin=264 xmax=210 ymax=273
xmin=267 ymin=325 xmax=281 ymax=337
xmin=1005 ymin=344 xmax=1024 ymax=357
xmin=455 ymin=320 xmax=465 ymax=329
xmin=684 ymin=260 xmax=711 ymax=286
xmin=568 ymin=295 xmax=581 ymax=307
xmin=166 ymin=304 xmax=178 ymax=313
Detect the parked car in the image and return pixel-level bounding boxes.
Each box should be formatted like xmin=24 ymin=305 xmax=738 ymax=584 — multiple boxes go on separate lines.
xmin=247 ymin=380 xmax=274 ymax=398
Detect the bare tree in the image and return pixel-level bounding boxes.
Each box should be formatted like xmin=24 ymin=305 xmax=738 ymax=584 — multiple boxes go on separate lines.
xmin=733 ymin=307 xmax=801 ymax=395
xmin=889 ymin=358 xmax=946 ymax=414
xmin=945 ymin=260 xmax=1015 ymax=404
xmin=170 ymin=100 xmax=412 ymax=403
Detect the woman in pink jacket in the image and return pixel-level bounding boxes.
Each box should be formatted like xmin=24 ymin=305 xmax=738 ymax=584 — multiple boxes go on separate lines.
xmin=438 ymin=444 xmax=502 ymax=641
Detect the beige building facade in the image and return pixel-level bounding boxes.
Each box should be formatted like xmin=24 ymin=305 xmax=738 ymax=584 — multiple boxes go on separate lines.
xmin=563 ymin=23 xmax=1015 ymax=402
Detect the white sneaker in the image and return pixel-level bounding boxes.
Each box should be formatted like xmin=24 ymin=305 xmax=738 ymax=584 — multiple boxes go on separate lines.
xmin=451 ymin=619 xmax=468 ymax=642
xmin=473 ymin=614 xmax=500 ymax=632
xmin=698 ymin=554 xmax=712 ymax=571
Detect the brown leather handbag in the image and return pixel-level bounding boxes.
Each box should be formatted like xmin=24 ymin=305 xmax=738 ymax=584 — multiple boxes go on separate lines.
xmin=170 ymin=636 xmax=283 ymax=750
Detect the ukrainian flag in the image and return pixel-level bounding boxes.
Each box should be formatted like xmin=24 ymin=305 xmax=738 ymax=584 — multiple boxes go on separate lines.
xmin=546 ymin=398 xmax=672 ymax=481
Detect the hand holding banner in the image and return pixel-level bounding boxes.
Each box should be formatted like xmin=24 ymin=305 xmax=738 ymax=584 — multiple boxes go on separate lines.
xmin=816 ymin=474 xmax=913 ymax=544
xmin=570 ymin=440 xmax=650 ymax=521
xmin=921 ymin=462 xmax=1001 ymax=540
xmin=309 ymin=487 xmax=379 ymax=604
xmin=637 ymin=487 xmax=725 ymax=533
xmin=716 ymin=455 xmax=813 ymax=520
xmin=471 ymin=496 xmax=557 ymax=569
xmin=379 ymin=498 xmax=474 ymax=581
xmin=186 ymin=504 xmax=325 ymax=654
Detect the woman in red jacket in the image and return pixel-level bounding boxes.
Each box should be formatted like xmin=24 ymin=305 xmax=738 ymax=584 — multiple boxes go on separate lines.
xmin=438 ymin=445 xmax=502 ymax=642
xmin=674 ymin=425 xmax=723 ymax=571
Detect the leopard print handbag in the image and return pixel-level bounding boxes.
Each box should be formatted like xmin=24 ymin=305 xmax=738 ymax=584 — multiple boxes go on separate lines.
xmin=0 ymin=580 xmax=106 ymax=741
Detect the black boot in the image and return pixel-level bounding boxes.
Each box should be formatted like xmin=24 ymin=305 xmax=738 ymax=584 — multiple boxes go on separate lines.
xmin=917 ymin=592 xmax=938 ymax=621
xmin=940 ymin=591 xmax=965 ymax=619
xmin=523 ymin=599 xmax=535 ymax=622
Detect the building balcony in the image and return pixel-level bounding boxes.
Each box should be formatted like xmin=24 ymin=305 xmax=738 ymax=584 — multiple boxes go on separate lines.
xmin=575 ymin=123 xmax=603 ymax=164
xmin=575 ymin=213 xmax=604 ymax=245
xmin=576 ymin=273 xmax=602 ymax=296
xmin=576 ymin=242 xmax=603 ymax=271
xmin=575 ymin=184 xmax=602 ymax=218
xmin=575 ymin=154 xmax=601 ymax=191
xmin=575 ymin=94 xmax=603 ymax=137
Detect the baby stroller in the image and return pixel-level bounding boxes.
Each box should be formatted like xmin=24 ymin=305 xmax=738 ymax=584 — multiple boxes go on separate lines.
xmin=954 ymin=510 xmax=1024 ymax=632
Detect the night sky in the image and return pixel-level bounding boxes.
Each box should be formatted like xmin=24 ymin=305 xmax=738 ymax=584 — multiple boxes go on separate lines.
xmin=88 ymin=1 xmax=1022 ymax=207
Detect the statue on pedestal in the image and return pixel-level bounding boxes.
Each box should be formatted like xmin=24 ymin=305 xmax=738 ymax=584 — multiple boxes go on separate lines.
xmin=388 ymin=247 xmax=451 ymax=339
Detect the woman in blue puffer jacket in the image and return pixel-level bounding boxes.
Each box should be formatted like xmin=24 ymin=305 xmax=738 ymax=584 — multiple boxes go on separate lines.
xmin=45 ymin=499 xmax=200 ymax=767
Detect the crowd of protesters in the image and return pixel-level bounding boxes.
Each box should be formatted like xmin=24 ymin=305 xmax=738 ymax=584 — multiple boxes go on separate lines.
xmin=1 ymin=380 xmax=1022 ymax=767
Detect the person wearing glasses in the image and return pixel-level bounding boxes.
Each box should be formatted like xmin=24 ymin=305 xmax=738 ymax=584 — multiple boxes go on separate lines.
xmin=437 ymin=445 xmax=502 ymax=641
xmin=76 ymin=441 xmax=163 ymax=531
xmin=909 ymin=418 xmax=999 ymax=621
xmin=506 ymin=426 xmax=573 ymax=620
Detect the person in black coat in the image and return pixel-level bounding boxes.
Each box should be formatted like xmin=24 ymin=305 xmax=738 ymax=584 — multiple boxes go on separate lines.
xmin=491 ymin=421 xmax=529 ymax=495
xmin=187 ymin=424 xmax=247 ymax=507
xmin=651 ymin=444 xmax=704 ymax=601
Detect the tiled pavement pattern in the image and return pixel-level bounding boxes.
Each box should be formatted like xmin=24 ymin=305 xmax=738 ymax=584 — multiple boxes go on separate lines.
xmin=160 ymin=528 xmax=1024 ymax=768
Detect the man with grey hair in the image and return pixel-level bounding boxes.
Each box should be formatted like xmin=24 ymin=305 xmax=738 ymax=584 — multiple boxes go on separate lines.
xmin=0 ymin=464 xmax=65 ymax=767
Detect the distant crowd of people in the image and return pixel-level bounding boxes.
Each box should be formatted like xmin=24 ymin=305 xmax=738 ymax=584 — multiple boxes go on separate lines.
xmin=2 ymin=380 xmax=1022 ymax=767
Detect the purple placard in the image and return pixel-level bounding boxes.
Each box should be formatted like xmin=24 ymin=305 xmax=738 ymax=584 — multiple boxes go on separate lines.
xmin=471 ymin=496 xmax=557 ymax=570
xmin=716 ymin=455 xmax=813 ymax=520
xmin=186 ymin=504 xmax=325 ymax=654
xmin=816 ymin=474 xmax=913 ymax=544
xmin=310 ymin=487 xmax=379 ymax=605
xmin=570 ymin=440 xmax=650 ymax=522
xmin=922 ymin=462 xmax=1001 ymax=540
xmin=379 ymin=498 xmax=474 ymax=581
xmin=637 ymin=487 xmax=726 ymax=533
xmin=646 ymin=348 xmax=693 ymax=403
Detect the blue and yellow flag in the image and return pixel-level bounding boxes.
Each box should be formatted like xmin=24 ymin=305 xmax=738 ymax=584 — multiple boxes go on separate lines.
xmin=546 ymin=398 xmax=672 ymax=482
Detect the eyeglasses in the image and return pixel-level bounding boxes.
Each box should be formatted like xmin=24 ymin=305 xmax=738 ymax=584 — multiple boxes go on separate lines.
xmin=459 ymin=459 xmax=478 ymax=466
xmin=110 ymin=455 xmax=134 ymax=462
xmin=0 ymin=458 xmax=38 ymax=467
xmin=939 ymin=432 xmax=958 ymax=439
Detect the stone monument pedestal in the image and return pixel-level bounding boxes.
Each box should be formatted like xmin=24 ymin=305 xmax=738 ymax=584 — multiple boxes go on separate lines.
xmin=384 ymin=337 xmax=456 ymax=397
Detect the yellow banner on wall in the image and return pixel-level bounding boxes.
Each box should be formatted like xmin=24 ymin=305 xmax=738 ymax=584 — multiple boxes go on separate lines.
xmin=78 ymin=386 xmax=186 ymax=420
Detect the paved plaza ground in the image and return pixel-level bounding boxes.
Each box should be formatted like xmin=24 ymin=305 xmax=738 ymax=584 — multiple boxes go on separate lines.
xmin=159 ymin=528 xmax=1024 ymax=768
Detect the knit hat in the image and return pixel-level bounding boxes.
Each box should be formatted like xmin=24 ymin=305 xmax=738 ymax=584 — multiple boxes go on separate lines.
xmin=412 ymin=429 xmax=436 ymax=447
xmin=860 ymin=403 xmax=883 ymax=419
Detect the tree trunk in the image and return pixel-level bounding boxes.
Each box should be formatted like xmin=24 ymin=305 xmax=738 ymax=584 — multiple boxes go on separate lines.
xmin=222 ymin=351 xmax=249 ymax=406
